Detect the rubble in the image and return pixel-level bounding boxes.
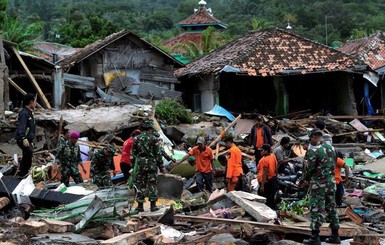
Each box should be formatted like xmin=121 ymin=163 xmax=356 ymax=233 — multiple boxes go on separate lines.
xmin=1 ymin=101 xmax=385 ymax=244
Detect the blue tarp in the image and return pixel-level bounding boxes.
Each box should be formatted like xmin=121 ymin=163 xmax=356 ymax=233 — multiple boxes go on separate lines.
xmin=204 ymin=104 xmax=235 ymax=121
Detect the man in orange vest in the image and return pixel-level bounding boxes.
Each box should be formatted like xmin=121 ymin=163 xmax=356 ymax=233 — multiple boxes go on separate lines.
xmin=224 ymin=137 xmax=244 ymax=191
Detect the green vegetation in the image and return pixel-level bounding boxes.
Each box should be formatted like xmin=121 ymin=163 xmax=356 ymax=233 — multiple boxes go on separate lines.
xmin=2 ymin=0 xmax=385 ymax=50
xmin=156 ymin=98 xmax=193 ymax=125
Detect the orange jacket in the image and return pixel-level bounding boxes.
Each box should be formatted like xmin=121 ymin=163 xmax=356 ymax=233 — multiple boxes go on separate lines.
xmin=226 ymin=145 xmax=244 ymax=179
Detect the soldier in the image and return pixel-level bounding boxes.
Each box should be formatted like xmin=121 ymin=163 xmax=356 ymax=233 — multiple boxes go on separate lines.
xmin=132 ymin=120 xmax=165 ymax=212
xmin=56 ymin=131 xmax=86 ymax=187
xmin=303 ymin=129 xmax=340 ymax=245
xmin=90 ymin=146 xmax=116 ymax=188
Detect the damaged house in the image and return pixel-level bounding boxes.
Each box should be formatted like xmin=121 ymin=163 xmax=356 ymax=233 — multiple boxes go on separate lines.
xmin=339 ymin=31 xmax=385 ymax=114
xmin=175 ymin=28 xmax=371 ymax=115
xmin=59 ymin=30 xmax=184 ymax=106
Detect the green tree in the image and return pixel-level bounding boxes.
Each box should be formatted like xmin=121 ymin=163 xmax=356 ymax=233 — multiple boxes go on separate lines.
xmin=250 ymin=18 xmax=273 ymax=31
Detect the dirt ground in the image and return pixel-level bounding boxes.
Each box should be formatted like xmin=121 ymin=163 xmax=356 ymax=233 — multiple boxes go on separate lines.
xmin=358 ymin=157 xmax=385 ymax=175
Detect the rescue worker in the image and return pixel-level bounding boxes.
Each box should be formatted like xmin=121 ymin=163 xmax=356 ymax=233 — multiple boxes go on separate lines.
xmin=303 ymin=129 xmax=340 ymax=245
xmin=56 ymin=131 xmax=86 ymax=187
xmin=224 ymin=137 xmax=243 ymax=191
xmin=15 ymin=93 xmax=37 ymax=177
xmin=249 ymin=116 xmax=273 ymax=166
xmin=335 ymin=152 xmax=350 ymax=207
xmin=120 ymin=129 xmax=141 ymax=181
xmin=90 ymin=146 xmax=116 ymax=188
xmin=132 ymin=120 xmax=165 ymax=212
xmin=177 ymin=136 xmax=214 ymax=193
xmin=257 ymin=144 xmax=278 ymax=209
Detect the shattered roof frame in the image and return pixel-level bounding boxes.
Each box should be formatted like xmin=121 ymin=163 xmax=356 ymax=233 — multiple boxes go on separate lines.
xmin=175 ymin=28 xmax=365 ymax=78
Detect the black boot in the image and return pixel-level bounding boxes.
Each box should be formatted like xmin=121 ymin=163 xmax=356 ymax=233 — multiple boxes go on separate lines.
xmin=303 ymin=230 xmax=321 ymax=245
xmin=150 ymin=201 xmax=160 ymax=212
xmin=135 ymin=202 xmax=144 ymax=212
xmin=325 ymin=229 xmax=341 ymax=244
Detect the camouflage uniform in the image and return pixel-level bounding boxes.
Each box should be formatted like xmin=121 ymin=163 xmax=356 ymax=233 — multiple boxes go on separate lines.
xmin=90 ymin=147 xmax=115 ymax=187
xmin=132 ymin=131 xmax=163 ymax=203
xmin=56 ymin=139 xmax=83 ymax=187
xmin=303 ymin=142 xmax=340 ymax=231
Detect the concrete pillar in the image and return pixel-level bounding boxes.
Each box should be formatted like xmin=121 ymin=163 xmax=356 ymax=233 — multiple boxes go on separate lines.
xmin=273 ymin=76 xmax=288 ymax=115
xmin=347 ymin=74 xmax=358 ymax=115
xmin=198 ymin=74 xmax=215 ymax=113
xmin=53 ymin=66 xmax=64 ymax=108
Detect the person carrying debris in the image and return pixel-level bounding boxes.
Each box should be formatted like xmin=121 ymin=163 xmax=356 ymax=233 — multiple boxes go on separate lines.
xmin=178 ymin=137 xmax=214 ymax=193
xmin=120 ymin=129 xmax=141 ymax=182
xmin=90 ymin=145 xmax=116 ymax=187
xmin=224 ymin=137 xmax=244 ymax=191
xmin=56 ymin=131 xmax=86 ymax=187
xmin=14 ymin=93 xmax=37 ymax=178
xmin=257 ymin=144 xmax=278 ymax=209
xmin=132 ymin=120 xmax=165 ymax=212
xmin=273 ymin=136 xmax=296 ymax=175
xmin=303 ymin=129 xmax=340 ymax=245
xmin=249 ymin=116 xmax=273 ymax=166
xmin=153 ymin=131 xmax=176 ymax=168
xmin=335 ymin=152 xmax=350 ymax=207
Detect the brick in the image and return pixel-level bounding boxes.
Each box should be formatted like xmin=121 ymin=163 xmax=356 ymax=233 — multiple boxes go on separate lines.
xmin=43 ymin=219 xmax=75 ymax=233
xmin=20 ymin=220 xmax=49 ymax=236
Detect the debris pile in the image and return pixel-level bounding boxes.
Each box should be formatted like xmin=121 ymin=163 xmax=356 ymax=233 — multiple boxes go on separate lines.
xmin=0 ymin=103 xmax=385 ymax=244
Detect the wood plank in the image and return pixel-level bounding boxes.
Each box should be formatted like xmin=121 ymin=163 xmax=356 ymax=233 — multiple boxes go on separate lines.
xmin=12 ymin=46 xmax=51 ymax=109
xmin=334 ymin=129 xmax=383 ymax=137
xmin=8 ymin=78 xmax=43 ymax=109
xmin=209 ymin=114 xmax=242 ymax=148
xmin=318 ymin=115 xmax=385 ymax=120
xmin=174 ymin=215 xmax=364 ymax=237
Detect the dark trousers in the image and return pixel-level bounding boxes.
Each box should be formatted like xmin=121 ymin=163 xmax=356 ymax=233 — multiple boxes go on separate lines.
xmin=335 ymin=182 xmax=345 ymax=207
xmin=254 ymin=148 xmax=262 ymax=166
xmin=196 ymin=171 xmax=213 ymax=193
xmin=17 ymin=139 xmax=33 ymax=176
xmin=258 ymin=176 xmax=278 ymax=209
xmin=120 ymin=162 xmax=131 ymax=181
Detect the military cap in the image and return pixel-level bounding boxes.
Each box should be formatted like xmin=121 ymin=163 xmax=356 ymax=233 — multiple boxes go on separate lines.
xmin=309 ymin=128 xmax=323 ymax=137
xmin=141 ymin=120 xmax=154 ymax=129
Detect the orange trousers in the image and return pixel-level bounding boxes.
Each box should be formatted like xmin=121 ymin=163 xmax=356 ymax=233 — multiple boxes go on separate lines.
xmin=227 ymin=176 xmax=239 ymax=191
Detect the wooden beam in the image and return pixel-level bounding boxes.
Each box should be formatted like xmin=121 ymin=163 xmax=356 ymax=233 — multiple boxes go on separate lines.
xmin=209 ymin=114 xmax=242 ymax=148
xmin=8 ymin=78 xmax=43 ymax=109
xmin=174 ymin=215 xmax=363 ymax=237
xmin=0 ymin=36 xmax=5 ymax=64
xmin=11 ymin=46 xmax=51 ymax=109
xmin=317 ymin=115 xmax=385 ymax=120
xmin=334 ymin=129 xmax=384 ymax=137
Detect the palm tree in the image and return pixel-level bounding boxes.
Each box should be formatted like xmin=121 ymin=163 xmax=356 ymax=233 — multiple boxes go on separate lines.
xmin=250 ymin=18 xmax=272 ymax=31
xmin=0 ymin=14 xmax=42 ymax=50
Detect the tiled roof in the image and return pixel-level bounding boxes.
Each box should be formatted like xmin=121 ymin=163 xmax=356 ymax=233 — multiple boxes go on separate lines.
xmin=59 ymin=30 xmax=183 ymax=68
xmin=179 ymin=7 xmax=227 ymax=28
xmin=339 ymin=31 xmax=385 ymax=70
xmin=175 ymin=28 xmax=363 ymax=78
xmin=164 ymin=32 xmax=203 ymax=54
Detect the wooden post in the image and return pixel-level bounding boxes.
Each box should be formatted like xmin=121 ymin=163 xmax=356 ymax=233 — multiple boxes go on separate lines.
xmin=12 ymin=46 xmax=51 ymax=109
xmin=8 ymin=78 xmax=43 ymax=109
xmin=208 ymin=114 xmax=242 ymax=147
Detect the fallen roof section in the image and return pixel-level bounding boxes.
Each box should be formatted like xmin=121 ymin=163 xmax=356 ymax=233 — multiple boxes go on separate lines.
xmin=175 ymin=28 xmax=365 ymax=78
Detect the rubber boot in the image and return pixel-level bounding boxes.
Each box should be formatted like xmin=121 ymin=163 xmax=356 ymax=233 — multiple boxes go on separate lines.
xmin=135 ymin=202 xmax=144 ymax=212
xmin=303 ymin=230 xmax=321 ymax=245
xmin=150 ymin=201 xmax=160 ymax=212
xmin=325 ymin=229 xmax=341 ymax=244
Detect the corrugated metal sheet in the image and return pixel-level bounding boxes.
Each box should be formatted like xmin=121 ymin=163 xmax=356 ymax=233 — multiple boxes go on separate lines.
xmin=137 ymin=83 xmax=182 ymax=99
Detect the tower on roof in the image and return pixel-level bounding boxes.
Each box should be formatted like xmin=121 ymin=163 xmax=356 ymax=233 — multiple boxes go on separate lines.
xmin=178 ymin=0 xmax=227 ymax=32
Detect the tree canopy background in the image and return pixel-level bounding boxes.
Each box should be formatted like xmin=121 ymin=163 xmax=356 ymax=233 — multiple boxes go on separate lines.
xmin=2 ymin=0 xmax=385 ymax=49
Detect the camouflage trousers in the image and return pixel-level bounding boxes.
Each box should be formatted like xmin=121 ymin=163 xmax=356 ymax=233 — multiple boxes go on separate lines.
xmin=60 ymin=164 xmax=83 ymax=187
xmin=92 ymin=171 xmax=112 ymax=188
xmin=134 ymin=170 xmax=158 ymax=203
xmin=309 ymin=181 xmax=340 ymax=231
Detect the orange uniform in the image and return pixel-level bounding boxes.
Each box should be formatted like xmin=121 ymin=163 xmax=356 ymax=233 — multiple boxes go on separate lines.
xmin=189 ymin=146 xmax=214 ymax=173
xmin=257 ymin=154 xmax=277 ymax=183
xmin=226 ymin=145 xmax=244 ymax=191
xmin=335 ymin=157 xmax=345 ymax=184
xmin=256 ymin=128 xmax=264 ymax=148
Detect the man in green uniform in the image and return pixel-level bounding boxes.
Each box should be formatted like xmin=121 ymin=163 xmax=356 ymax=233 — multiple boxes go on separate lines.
xmin=90 ymin=146 xmax=116 ymax=188
xmin=303 ymin=129 xmax=340 ymax=245
xmin=56 ymin=131 xmax=86 ymax=187
xmin=132 ymin=120 xmax=165 ymax=212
